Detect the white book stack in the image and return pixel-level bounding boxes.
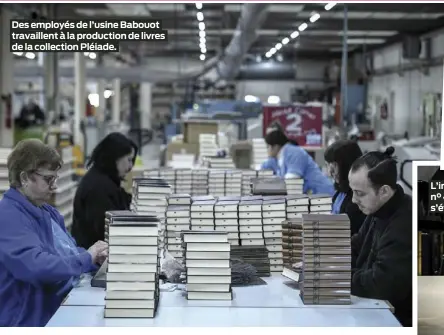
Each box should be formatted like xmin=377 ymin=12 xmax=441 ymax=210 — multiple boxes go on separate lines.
xmin=190 ymin=198 xmax=216 ymax=232
xmin=309 ymin=194 xmax=333 ymax=214
xmin=160 ymin=169 xmax=177 ymax=193
xmin=144 ymin=169 xmax=160 ymax=178
xmin=208 ymin=170 xmax=226 ymax=196
xmin=251 ymin=138 xmax=268 ymax=169
xmin=238 ymin=197 xmax=264 ymax=246
xmin=191 ymin=169 xmax=209 ymax=196
xmin=241 ymin=170 xmax=257 ymax=195
xmin=175 ymin=169 xmax=192 ymax=195
xmin=199 ymin=134 xmax=219 ymax=158
xmin=285 ymin=177 xmax=304 ymax=195
xmin=286 ymin=195 xmax=310 ymax=220
xmin=262 ymin=198 xmax=286 ymax=273
xmin=131 ymin=178 xmax=171 ymax=255
xmin=257 ymin=169 xmax=274 ymax=178
xmin=165 ymin=202 xmax=191 ymax=261
xmin=182 ymin=231 xmax=233 ymax=300
xmin=48 ymin=146 xmax=77 ymax=228
xmin=207 ymin=157 xmax=236 ymax=169
xmin=0 ymin=148 xmax=11 ymax=199
xmin=104 ymin=211 xmax=160 ymax=318
xmin=225 ymin=170 xmax=242 ymax=196
xmin=215 ymin=199 xmax=240 ymax=246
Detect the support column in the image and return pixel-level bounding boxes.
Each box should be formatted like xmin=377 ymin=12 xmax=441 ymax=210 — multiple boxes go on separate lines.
xmin=0 ymin=7 xmax=15 ymax=147
xmin=339 ymin=4 xmax=348 ymax=130
xmin=43 ymin=4 xmax=58 ymax=122
xmin=96 ymin=55 xmax=106 ymax=123
xmin=139 ymin=82 xmax=152 ymax=129
xmin=74 ymin=53 xmax=86 ymax=146
xmin=112 ymin=78 xmax=121 ymax=124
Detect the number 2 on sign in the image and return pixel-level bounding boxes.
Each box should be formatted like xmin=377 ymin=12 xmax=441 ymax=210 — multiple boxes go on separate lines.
xmin=286 ymin=113 xmax=302 ymax=135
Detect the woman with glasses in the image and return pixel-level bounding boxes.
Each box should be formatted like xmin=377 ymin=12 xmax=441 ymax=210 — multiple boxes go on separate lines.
xmin=324 ymin=139 xmax=366 ymax=235
xmin=0 ymin=139 xmax=108 ymax=326
xmin=71 ymin=132 xmax=138 ymax=250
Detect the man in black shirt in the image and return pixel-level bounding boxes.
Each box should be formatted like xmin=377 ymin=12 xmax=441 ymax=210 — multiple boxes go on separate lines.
xmin=348 ymin=146 xmax=412 ymax=327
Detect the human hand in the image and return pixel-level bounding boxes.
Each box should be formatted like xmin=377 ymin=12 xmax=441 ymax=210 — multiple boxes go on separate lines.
xmin=87 ymin=241 xmax=108 ymax=264
xmin=97 ymin=248 xmax=108 ymax=265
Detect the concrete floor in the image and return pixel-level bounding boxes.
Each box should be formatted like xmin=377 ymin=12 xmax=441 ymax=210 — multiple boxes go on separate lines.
xmin=418 ymin=276 xmax=444 ymax=335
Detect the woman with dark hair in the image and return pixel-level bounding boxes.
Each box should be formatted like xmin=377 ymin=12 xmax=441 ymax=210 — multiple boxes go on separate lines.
xmin=324 ymin=140 xmax=366 ymax=235
xmin=71 ymin=132 xmax=138 ymax=249
xmin=261 ymin=128 xmax=334 ymax=195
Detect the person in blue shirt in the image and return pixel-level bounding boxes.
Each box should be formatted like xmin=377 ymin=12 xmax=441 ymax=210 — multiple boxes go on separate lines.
xmin=261 ymin=128 xmax=334 ymax=195
xmin=0 ymin=139 xmax=108 ymax=327
xmin=324 ymin=139 xmax=366 ymax=235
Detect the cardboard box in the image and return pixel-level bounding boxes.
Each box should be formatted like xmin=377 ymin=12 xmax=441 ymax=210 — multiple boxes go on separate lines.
xmin=183 ymin=120 xmax=218 ymax=144
xmin=165 ymin=142 xmax=199 ymax=162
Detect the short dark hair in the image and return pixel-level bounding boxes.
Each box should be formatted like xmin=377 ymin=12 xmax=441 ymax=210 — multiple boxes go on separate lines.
xmin=324 ymin=140 xmax=363 ymax=192
xmin=87 ymin=132 xmax=138 ymax=178
xmin=266 ymin=122 xmax=299 ymax=146
xmin=8 ymin=139 xmax=63 ymax=187
xmin=264 ymin=128 xmax=289 ymax=147
xmin=350 ymin=146 xmax=398 ymax=190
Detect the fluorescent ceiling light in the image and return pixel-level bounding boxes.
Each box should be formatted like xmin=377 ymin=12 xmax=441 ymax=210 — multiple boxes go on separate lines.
xmin=200 ymin=37 xmax=206 ymax=43
xmin=201 ymin=47 xmax=207 ymax=53
xmin=199 ymin=42 xmax=206 ymax=49
xmin=89 ymin=52 xmax=97 ymax=60
xmin=298 ymin=23 xmax=308 ymax=32
xmin=270 ymin=47 xmax=277 ymax=54
xmin=265 ymin=52 xmax=271 ymax=58
xmin=325 ymin=2 xmax=337 ymax=10
xmin=199 ymin=30 xmax=206 ymax=38
xmin=275 ymin=43 xmax=282 ymax=50
xmin=199 ymin=22 xmax=205 ymax=31
xmin=12 ymin=52 xmax=23 ymax=56
xmin=200 ymin=54 xmax=205 ymax=61
xmin=276 ymin=54 xmax=283 ymax=62
xmin=25 ymin=52 xmax=35 ymax=60
xmin=310 ymin=13 xmax=320 ymax=23
xmin=196 ymin=3 xmax=202 ymax=10
xmin=267 ymin=95 xmax=281 ymax=104
xmin=290 ymin=31 xmax=299 ymax=39
xmin=245 ymin=95 xmax=259 ymax=103
xmin=196 ymin=12 xmax=204 ymax=21
xmin=88 ymin=93 xmax=99 ymax=107
xmin=104 ymin=90 xmax=113 ymax=99
xmin=282 ymin=37 xmax=290 ymax=45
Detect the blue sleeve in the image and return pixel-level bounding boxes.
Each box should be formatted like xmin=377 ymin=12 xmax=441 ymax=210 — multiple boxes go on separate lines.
xmin=283 ymin=146 xmax=307 ymax=177
xmin=0 ymin=210 xmax=94 ymax=286
xmin=261 ymin=157 xmax=279 ymax=174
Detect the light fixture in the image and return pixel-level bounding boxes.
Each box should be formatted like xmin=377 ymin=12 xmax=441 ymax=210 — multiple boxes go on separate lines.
xmin=84 ymin=52 xmax=89 ymax=56
xmin=104 ymin=89 xmax=113 ymax=99
xmin=199 ymin=42 xmax=206 ymax=49
xmin=196 ymin=12 xmax=204 ymax=21
xmin=12 ymin=52 xmax=23 ymax=56
xmin=276 ymin=54 xmax=283 ymax=62
xmin=200 ymin=36 xmax=206 ymax=44
xmin=200 ymin=54 xmax=206 ymax=61
xmin=198 ymin=22 xmax=205 ymax=31
xmin=88 ymin=93 xmax=100 ymax=107
xmin=201 ymin=47 xmax=207 ymax=53
xmin=265 ymin=52 xmax=272 ymax=58
xmin=325 ymin=2 xmax=337 ymax=10
xmin=290 ymin=31 xmax=299 ymax=39
xmin=199 ymin=30 xmax=206 ymax=38
xmin=244 ymin=95 xmax=259 ymax=103
xmin=270 ymin=47 xmax=277 ymax=54
xmin=25 ymin=52 xmax=35 ymax=60
xmin=89 ymin=52 xmax=97 ymax=60
xmin=195 ymin=3 xmax=202 ymax=9
xmin=275 ymin=43 xmax=282 ymax=50
xmin=282 ymin=37 xmax=290 ymax=45
xmin=256 ymin=55 xmax=262 ymax=62
xmin=298 ymin=23 xmax=308 ymax=32
xmin=267 ymin=95 xmax=281 ymax=104
xmin=310 ymin=13 xmax=320 ymax=23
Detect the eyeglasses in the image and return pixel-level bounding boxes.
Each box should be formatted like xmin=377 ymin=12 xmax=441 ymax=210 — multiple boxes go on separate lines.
xmin=34 ymin=172 xmax=58 ymax=185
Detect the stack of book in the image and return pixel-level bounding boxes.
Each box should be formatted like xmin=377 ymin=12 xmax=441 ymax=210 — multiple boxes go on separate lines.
xmin=238 ymin=196 xmax=264 ymax=247
xmin=175 ymin=169 xmax=193 ymax=195
xmin=300 ymin=214 xmax=352 ymax=305
xmin=309 ymin=194 xmax=333 ymax=214
xmin=104 ymin=211 xmax=160 ymax=318
xmin=190 ymin=197 xmax=216 ymax=231
xmin=208 ymin=170 xmax=226 ymax=196
xmin=225 ymin=170 xmax=242 ymax=196
xmin=206 ymin=157 xmax=235 ymax=169
xmin=199 ymin=134 xmax=219 ymax=158
xmin=165 ymin=200 xmax=191 ymax=261
xmin=281 ymin=220 xmax=303 ymax=267
xmin=131 ymin=177 xmax=171 ymax=254
xmin=286 ymin=195 xmax=310 ymax=220
xmin=241 ymin=170 xmax=257 ymax=195
xmin=215 ymin=198 xmax=240 ymax=245
xmin=182 ymin=231 xmax=233 ymax=300
xmin=251 ymin=138 xmax=268 ymax=169
xmin=160 ymin=169 xmax=176 ymax=193
xmin=191 ymin=169 xmax=209 ymax=196
xmin=285 ymin=177 xmax=304 ymax=195
xmin=257 ymin=169 xmax=274 ymax=178
xmin=262 ymin=198 xmax=286 ymax=273
xmin=231 ymin=245 xmax=270 ymax=277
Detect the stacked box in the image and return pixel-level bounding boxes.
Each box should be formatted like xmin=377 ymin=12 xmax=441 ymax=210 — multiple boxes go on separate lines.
xmin=190 ymin=198 xmax=216 ymax=231
xmin=105 ymin=211 xmax=160 ymax=318
xmin=208 ymin=170 xmax=225 ymax=196
xmin=165 ymin=200 xmax=191 ymax=261
xmin=215 ymin=198 xmax=240 ymax=246
xmin=300 ymin=214 xmax=352 ymax=305
xmin=309 ymin=194 xmax=333 ymax=214
xmin=191 ymin=169 xmax=209 ymax=196
xmin=225 ymin=170 xmax=242 ymax=196
xmin=281 ymin=220 xmax=303 ymax=267
xmin=182 ymin=231 xmax=233 ymax=300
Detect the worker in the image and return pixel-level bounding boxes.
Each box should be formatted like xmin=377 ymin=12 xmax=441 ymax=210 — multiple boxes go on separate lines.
xmin=71 ymin=132 xmax=138 ymax=249
xmin=324 ymin=139 xmax=366 ymax=235
xmin=261 ymin=128 xmax=334 ymax=195
xmin=348 ymin=146 xmax=412 ymax=327
xmin=0 ymin=139 xmax=108 ymax=327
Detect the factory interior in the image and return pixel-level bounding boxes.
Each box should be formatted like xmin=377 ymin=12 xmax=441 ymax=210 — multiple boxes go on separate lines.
xmin=0 ymin=1 xmax=443 ymax=328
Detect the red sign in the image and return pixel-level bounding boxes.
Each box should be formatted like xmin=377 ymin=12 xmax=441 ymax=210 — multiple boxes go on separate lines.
xmin=262 ymin=105 xmax=323 ymax=146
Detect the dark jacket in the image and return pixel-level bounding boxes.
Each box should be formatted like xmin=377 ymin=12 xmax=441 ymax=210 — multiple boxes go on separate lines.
xmin=71 ymin=166 xmax=132 ymax=249
xmin=351 ymin=185 xmax=412 ymax=327
xmin=332 ymin=190 xmax=366 ymax=235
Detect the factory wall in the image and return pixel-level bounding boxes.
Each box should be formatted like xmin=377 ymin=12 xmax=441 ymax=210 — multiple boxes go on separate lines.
xmin=367 ymin=28 xmax=444 ymax=137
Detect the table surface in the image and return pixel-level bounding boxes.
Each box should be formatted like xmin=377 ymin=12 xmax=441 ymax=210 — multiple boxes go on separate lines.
xmin=418 ymin=276 xmax=444 ymax=335
xmin=48 ymin=275 xmax=400 ymax=327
